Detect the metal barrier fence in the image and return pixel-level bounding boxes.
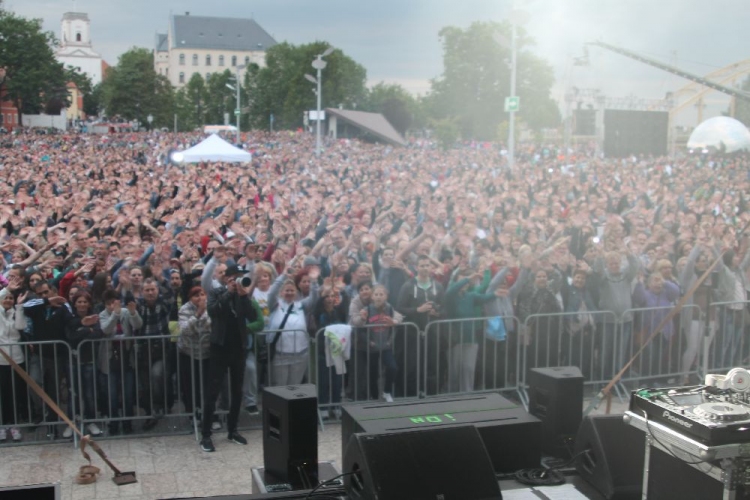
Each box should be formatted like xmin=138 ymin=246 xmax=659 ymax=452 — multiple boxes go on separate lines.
xmin=706 ymin=301 xmax=750 ymax=374
xmin=77 ymin=334 xmax=201 ymax=440
xmin=312 ymin=322 xmax=422 ymax=418
xmin=422 ymin=316 xmax=522 ymax=400
xmin=617 ymin=304 xmax=702 ymax=389
xmin=2 ymin=301 xmax=732 ymax=448
xmin=520 ymin=310 xmax=619 ymax=401
xmin=0 ymin=341 xmax=76 ymax=447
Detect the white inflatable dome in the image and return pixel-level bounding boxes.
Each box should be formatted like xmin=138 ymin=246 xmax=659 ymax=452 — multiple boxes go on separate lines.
xmin=687 ymin=116 xmax=750 ymax=153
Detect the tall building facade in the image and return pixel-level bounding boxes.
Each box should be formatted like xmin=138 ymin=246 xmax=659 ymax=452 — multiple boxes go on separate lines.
xmin=154 ymin=13 xmax=277 ymax=88
xmin=55 ymin=12 xmax=104 ymax=85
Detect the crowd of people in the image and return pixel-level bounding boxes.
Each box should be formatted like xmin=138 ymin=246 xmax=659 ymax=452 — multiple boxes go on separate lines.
xmin=0 ymin=128 xmax=749 ymax=452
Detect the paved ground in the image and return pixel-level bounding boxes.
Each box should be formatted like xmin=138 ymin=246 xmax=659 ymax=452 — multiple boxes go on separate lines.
xmin=0 ymin=395 xmax=629 ymax=500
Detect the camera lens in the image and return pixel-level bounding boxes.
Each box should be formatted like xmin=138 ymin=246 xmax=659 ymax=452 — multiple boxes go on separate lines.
xmin=236 ymin=276 xmax=251 ymax=287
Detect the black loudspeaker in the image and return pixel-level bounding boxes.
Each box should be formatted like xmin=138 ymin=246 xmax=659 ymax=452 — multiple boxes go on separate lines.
xmin=528 ymin=366 xmax=583 ymax=458
xmin=574 ymin=415 xmax=645 ymax=500
xmin=343 ymin=426 xmax=502 ymax=500
xmin=262 ymin=384 xmax=318 ymax=488
xmin=341 ymin=393 xmax=540 ymax=474
xmin=603 ymin=109 xmax=668 ymax=157
xmin=646 ymin=446 xmax=730 ymax=500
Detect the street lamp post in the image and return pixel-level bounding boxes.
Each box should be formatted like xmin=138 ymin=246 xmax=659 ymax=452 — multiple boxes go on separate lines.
xmin=147 ymin=114 xmax=153 ymax=131
xmin=226 ymin=64 xmax=246 ymax=145
xmin=305 ymin=47 xmax=334 ymax=157
xmin=235 ymin=65 xmax=245 ymax=145
xmin=506 ymin=9 xmax=528 ymax=172
xmin=508 ymin=20 xmax=517 ymax=171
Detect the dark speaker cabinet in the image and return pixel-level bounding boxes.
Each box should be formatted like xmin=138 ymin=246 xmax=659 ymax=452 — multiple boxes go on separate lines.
xmin=262 ymin=384 xmax=318 ymax=488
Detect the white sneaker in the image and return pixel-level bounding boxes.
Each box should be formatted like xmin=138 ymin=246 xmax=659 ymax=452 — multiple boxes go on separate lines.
xmin=87 ymin=423 xmax=102 ymax=436
xmin=382 ymin=393 xmax=394 ymax=403
xmin=62 ymin=426 xmax=73 ymax=439
xmin=9 ymin=427 xmax=21 ymax=442
xmin=0 ymin=428 xmax=6 ymax=441
xmin=211 ymin=420 xmax=222 ymax=431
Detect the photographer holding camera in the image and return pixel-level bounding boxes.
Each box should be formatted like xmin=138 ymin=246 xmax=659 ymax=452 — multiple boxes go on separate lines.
xmin=200 ymin=264 xmax=257 ymax=453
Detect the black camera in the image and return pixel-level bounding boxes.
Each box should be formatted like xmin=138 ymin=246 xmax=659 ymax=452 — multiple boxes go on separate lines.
xmin=236 ymin=276 xmax=251 ymax=288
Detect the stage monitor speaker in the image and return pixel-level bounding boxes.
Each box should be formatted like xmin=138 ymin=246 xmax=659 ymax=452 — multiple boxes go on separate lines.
xmin=528 ymin=366 xmax=583 ymax=458
xmin=343 ymin=425 xmax=502 ymax=500
xmin=262 ymin=384 xmax=318 ymax=488
xmin=574 ymin=415 xmax=644 ymax=500
xmin=342 ymin=392 xmax=540 ymax=474
xmin=0 ymin=483 xmax=59 ymax=499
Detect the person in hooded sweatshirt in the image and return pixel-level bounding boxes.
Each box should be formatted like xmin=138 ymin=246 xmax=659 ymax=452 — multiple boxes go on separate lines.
xmin=396 ymin=255 xmax=445 ymax=397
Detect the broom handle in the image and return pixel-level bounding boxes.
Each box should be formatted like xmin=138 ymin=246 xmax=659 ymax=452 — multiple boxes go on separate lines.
xmin=0 ymin=346 xmax=122 ymax=475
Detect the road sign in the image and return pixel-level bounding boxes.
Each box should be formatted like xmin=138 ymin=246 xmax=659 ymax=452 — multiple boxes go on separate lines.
xmin=505 ymin=96 xmax=520 ymax=113
xmin=234 ymin=109 xmax=241 ymax=116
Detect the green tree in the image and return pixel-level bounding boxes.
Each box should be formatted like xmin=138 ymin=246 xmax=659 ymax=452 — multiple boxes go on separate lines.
xmin=174 ymin=72 xmax=208 ymax=130
xmin=84 ymin=82 xmax=103 ymax=117
xmin=250 ymin=41 xmax=367 ymax=130
xmin=205 ymin=70 xmax=235 ymax=126
xmin=433 ymin=117 xmax=461 ymax=150
xmin=427 ymin=21 xmax=559 ymax=141
xmin=100 ymin=47 xmax=174 ymax=129
xmin=0 ymin=9 xmax=70 ymax=121
xmin=363 ymin=82 xmax=418 ymax=135
xmin=45 ymin=65 xmax=93 ymax=115
xmin=241 ymin=63 xmax=260 ymax=130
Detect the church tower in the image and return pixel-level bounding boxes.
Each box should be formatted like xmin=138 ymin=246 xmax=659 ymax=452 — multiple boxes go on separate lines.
xmin=61 ymin=11 xmax=92 ymax=47
xmin=55 ymin=12 xmax=103 ymax=85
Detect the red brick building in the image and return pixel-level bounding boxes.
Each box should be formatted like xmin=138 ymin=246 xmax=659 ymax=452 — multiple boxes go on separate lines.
xmin=0 ymin=69 xmax=19 ymax=131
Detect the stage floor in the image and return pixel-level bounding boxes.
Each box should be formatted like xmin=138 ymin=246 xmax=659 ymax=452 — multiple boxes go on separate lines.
xmin=0 ymin=397 xmax=628 ymax=500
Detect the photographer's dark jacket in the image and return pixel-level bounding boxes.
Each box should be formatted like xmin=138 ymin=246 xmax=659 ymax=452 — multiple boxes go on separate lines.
xmin=207 ymin=285 xmax=256 ymax=349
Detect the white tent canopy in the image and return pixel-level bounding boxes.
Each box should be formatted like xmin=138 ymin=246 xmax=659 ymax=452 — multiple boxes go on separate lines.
xmin=174 ymin=133 xmax=252 ymax=163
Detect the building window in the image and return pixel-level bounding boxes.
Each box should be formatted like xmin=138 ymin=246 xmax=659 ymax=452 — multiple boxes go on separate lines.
xmin=192 ymin=54 xmax=198 ymax=66
xmin=206 ymin=72 xmax=211 ymax=80
xmin=231 ymin=55 xmax=237 ymax=66
xmin=244 ymin=56 xmax=250 ymax=65
xmin=76 ymin=32 xmax=81 ymax=42
xmin=179 ymin=54 xmax=185 ymax=65
xmin=179 ymin=72 xmax=185 ymax=84
xmin=206 ymin=55 xmax=211 ymax=66
xmin=219 ymin=55 xmax=224 ymax=66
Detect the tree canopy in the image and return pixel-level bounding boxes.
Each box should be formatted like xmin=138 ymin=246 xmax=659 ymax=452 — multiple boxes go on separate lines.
xmin=100 ymin=47 xmax=174 ymax=129
xmin=362 ymin=82 xmax=420 ymax=136
xmin=249 ymin=41 xmax=368 ymax=130
xmin=426 ymin=21 xmax=560 ymax=141
xmin=0 ymin=8 xmax=72 ymax=120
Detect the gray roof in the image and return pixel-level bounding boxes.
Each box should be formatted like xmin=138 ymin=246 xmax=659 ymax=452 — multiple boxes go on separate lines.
xmin=63 ymin=12 xmax=89 ymax=21
xmin=155 ymin=33 xmax=168 ymax=52
xmin=171 ymin=15 xmax=277 ymax=51
xmin=326 ymin=108 xmax=407 ymax=147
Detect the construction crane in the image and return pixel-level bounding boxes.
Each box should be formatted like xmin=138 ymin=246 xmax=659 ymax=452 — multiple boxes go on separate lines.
xmin=588 ymin=41 xmax=750 ymax=103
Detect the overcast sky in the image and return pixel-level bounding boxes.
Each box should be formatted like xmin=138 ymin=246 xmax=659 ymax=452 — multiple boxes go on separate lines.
xmin=8 ymin=0 xmax=750 ymax=125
